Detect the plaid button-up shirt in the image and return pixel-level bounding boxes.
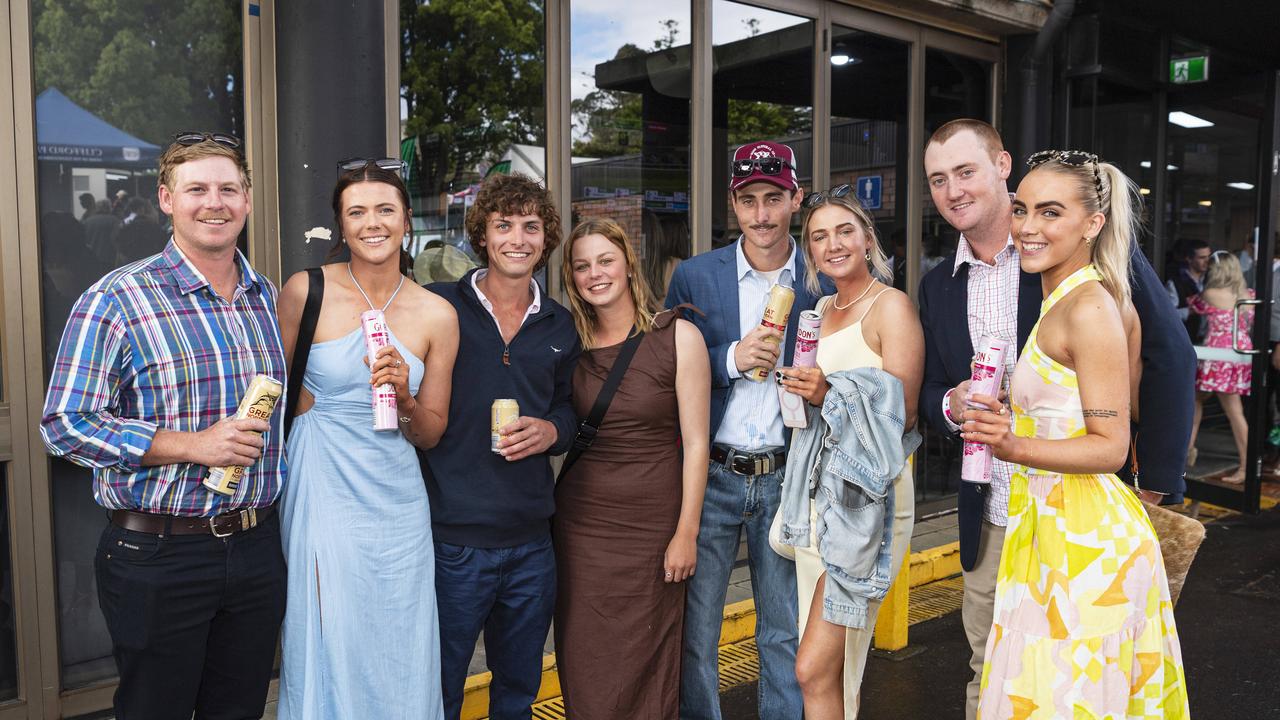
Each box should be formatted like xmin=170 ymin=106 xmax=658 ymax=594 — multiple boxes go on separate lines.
xmin=944 ymin=234 xmax=1019 ymax=526
xmin=41 ymin=240 xmax=287 ymax=517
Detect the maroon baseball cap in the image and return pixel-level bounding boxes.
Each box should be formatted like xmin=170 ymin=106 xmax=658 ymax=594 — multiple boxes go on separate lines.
xmin=730 ymin=140 xmax=799 ymax=192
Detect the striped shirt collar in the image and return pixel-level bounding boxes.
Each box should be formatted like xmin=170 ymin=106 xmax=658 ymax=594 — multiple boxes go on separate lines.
xmin=734 ymin=236 xmax=797 ymax=282
xmin=161 ymin=238 xmax=264 ymax=296
xmin=953 ymin=233 xmax=1017 ymax=276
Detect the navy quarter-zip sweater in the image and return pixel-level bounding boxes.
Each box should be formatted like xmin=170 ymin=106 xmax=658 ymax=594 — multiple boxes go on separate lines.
xmin=423 ymin=270 xmax=581 ymax=548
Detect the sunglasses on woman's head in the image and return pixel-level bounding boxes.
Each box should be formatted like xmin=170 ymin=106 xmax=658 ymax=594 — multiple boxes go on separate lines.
xmin=732 ymin=156 xmax=792 ymax=178
xmin=1026 ymin=149 xmax=1103 ymax=206
xmin=172 ymin=131 xmax=241 ymax=150
xmin=802 ymin=184 xmax=853 ymax=209
xmin=337 ymin=157 xmax=407 ymax=176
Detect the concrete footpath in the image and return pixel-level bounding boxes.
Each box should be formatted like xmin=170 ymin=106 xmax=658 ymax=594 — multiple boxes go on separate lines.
xmin=723 ymin=499 xmax=1280 ymax=719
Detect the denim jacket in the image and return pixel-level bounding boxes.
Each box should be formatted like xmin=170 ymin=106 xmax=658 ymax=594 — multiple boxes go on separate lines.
xmin=778 ymin=367 xmax=921 ymax=629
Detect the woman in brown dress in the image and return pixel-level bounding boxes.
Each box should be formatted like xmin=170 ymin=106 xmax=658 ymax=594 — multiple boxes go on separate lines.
xmin=554 ymin=218 xmax=710 ymax=718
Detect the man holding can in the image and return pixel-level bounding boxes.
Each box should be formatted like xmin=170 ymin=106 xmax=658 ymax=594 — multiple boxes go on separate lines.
xmin=919 ymin=119 xmax=1195 ymax=720
xmin=40 ymin=132 xmax=287 ymax=719
xmin=665 ymin=140 xmax=829 ymax=720
xmin=424 ymin=172 xmax=580 ymax=720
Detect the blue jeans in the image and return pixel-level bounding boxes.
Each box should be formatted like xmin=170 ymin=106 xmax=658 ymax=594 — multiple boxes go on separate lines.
xmin=680 ymin=463 xmax=801 ymax=720
xmin=435 ymin=534 xmax=556 ymax=720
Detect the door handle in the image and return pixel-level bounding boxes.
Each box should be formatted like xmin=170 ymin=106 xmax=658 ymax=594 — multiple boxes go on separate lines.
xmin=1233 ymin=297 xmax=1264 ymax=355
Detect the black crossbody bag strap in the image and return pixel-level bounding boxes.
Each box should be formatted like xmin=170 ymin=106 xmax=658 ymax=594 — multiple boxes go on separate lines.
xmin=284 ymin=268 xmax=325 ymax=437
xmin=556 ymin=328 xmax=644 ymax=482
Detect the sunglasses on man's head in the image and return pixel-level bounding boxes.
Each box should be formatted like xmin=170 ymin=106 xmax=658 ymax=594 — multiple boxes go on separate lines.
xmin=732 ymin=156 xmax=792 ymax=178
xmin=802 ymin=184 xmax=852 ymax=209
xmin=337 ymin=157 xmax=407 ymax=176
xmin=172 ymin=131 xmax=241 ymax=150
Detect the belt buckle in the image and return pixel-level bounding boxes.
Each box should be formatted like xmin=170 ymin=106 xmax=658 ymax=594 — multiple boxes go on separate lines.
xmin=754 ymin=454 xmax=767 ymax=476
xmin=210 ymin=508 xmax=256 ymax=538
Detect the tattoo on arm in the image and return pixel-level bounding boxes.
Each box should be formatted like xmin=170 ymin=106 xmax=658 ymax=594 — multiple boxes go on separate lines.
xmin=1082 ymin=409 xmax=1118 ymax=418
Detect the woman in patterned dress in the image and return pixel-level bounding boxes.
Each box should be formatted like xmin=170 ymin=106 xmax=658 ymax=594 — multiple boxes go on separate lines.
xmin=961 ymin=151 xmax=1190 ymax=719
xmin=1187 ymin=250 xmax=1254 ymax=483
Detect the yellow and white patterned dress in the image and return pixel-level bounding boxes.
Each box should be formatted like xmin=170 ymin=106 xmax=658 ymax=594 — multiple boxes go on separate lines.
xmin=977 ymin=265 xmax=1190 ymax=719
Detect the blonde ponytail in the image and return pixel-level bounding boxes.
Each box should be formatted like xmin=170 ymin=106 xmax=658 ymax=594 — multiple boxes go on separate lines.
xmin=1092 ymin=162 xmax=1139 ymax=309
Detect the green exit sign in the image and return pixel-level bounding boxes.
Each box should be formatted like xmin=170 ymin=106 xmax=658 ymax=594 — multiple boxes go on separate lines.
xmin=1171 ymin=56 xmax=1209 ymax=84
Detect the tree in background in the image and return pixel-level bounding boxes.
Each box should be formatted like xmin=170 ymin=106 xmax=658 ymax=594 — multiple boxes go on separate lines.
xmin=401 ymin=0 xmax=546 ymax=196
xmin=32 ymin=0 xmax=243 ymax=144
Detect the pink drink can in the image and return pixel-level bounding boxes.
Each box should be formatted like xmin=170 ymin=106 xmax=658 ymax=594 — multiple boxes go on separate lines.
xmin=961 ymin=336 xmax=1010 ymax=484
xmin=792 ymin=310 xmax=822 ymax=369
xmin=360 ymin=310 xmax=399 ymax=431
xmin=779 ymin=310 xmax=823 ymax=429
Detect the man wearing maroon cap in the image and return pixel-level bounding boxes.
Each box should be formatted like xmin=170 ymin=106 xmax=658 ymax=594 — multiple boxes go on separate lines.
xmin=666 ymin=140 xmax=829 ymax=719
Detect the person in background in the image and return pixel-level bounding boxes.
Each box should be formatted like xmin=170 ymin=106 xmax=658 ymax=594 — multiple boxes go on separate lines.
xmin=1168 ymin=238 xmax=1210 ymax=341
xmin=965 ymin=150 xmax=1188 ymax=718
xmin=276 ymin=160 xmax=458 ymax=718
xmin=78 ymin=191 xmax=96 ymax=219
xmin=83 ymin=198 xmax=121 ymax=265
xmin=1186 ymin=250 xmax=1254 ymax=483
xmin=554 ymin=217 xmax=709 ymax=718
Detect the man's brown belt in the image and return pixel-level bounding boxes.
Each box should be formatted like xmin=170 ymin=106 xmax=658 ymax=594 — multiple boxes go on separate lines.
xmin=111 ymin=505 xmax=275 ymax=538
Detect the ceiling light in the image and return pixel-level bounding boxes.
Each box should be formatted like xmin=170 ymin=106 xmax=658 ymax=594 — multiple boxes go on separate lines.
xmin=1167 ymin=164 xmax=1179 ymax=171
xmin=1198 ymin=200 xmax=1213 ymax=207
xmin=1169 ymin=111 xmax=1214 ymax=128
xmin=1139 ymin=188 xmax=1151 ymax=195
xmin=831 ymin=42 xmax=859 ymax=66
xmin=1140 ymin=161 xmax=1151 ymax=168
xmin=1227 ymin=182 xmax=1255 ymax=190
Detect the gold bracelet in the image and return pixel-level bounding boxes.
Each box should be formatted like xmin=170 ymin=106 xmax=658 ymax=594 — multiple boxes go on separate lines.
xmin=399 ymin=402 xmax=416 ymax=424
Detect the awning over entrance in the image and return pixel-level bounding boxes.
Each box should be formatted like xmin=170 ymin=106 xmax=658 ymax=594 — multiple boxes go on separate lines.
xmin=35 ymin=87 xmax=161 ymax=165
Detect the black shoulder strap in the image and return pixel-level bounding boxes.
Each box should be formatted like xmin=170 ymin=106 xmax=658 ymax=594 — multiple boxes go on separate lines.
xmin=284 ymin=268 xmax=325 ymax=437
xmin=556 ymin=328 xmax=644 ymax=482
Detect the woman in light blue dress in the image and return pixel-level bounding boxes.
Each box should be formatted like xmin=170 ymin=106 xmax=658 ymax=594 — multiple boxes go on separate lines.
xmin=276 ymin=161 xmax=459 ymax=719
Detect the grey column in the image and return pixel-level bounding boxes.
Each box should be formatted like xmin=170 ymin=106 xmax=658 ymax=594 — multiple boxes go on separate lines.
xmin=275 ymin=2 xmax=390 ymax=277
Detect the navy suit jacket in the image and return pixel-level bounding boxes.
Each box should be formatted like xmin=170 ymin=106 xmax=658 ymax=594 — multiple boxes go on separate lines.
xmin=919 ymin=245 xmax=1195 ymax=571
xmin=665 ymin=240 xmax=833 ymax=440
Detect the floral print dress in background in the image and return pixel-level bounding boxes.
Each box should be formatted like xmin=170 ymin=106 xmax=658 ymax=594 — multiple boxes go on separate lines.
xmin=1189 ymin=290 xmax=1253 ymax=395
xmin=977 ymin=265 xmax=1189 ymax=720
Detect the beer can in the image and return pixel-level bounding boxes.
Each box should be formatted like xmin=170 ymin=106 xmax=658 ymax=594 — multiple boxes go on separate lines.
xmin=746 ymin=284 xmax=796 ymax=382
xmin=492 ymin=399 xmax=520 ymax=454
xmin=961 ymin=336 xmax=1011 ymax=484
xmin=203 ymin=374 xmax=284 ymax=496
xmin=779 ymin=310 xmax=823 ymax=429
xmin=361 ymin=310 xmax=399 ymax=431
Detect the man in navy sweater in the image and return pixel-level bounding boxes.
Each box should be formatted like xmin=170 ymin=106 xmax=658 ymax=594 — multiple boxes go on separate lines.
xmin=425 ymin=173 xmax=580 ymax=720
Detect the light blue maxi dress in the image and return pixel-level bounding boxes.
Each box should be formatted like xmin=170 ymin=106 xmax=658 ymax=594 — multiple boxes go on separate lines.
xmin=279 ymin=327 xmax=443 ymax=719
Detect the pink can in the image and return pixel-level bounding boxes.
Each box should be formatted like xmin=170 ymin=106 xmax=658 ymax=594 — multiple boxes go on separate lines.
xmin=792 ymin=310 xmax=822 ymax=368
xmin=779 ymin=310 xmax=823 ymax=429
xmin=360 ymin=310 xmax=399 ymax=431
xmin=961 ymin=336 xmax=1010 ymax=484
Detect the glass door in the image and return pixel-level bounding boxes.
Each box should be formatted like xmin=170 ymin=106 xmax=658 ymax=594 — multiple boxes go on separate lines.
xmin=1165 ymin=59 xmax=1272 ymax=512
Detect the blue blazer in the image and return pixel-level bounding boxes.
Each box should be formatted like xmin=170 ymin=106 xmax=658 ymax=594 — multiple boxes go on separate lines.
xmin=665 ymin=240 xmax=832 ymax=440
xmin=919 ymin=245 xmax=1195 ymax=572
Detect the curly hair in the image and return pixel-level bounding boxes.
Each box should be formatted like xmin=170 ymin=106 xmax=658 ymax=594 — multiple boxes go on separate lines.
xmin=464 ymin=173 xmax=562 ymax=272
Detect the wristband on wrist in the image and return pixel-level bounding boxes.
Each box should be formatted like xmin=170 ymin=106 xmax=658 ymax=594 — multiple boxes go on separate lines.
xmin=943 ymin=389 xmax=957 ymax=424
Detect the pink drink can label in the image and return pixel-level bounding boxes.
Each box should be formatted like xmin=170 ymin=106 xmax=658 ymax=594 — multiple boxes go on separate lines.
xmin=360 ymin=310 xmax=399 ymax=431
xmin=792 ymin=310 xmax=822 ymax=369
xmin=961 ymin=336 xmax=1010 ymax=484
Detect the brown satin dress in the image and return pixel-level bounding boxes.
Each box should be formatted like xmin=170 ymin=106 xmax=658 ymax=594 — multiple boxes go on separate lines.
xmin=553 ymin=310 xmax=685 ymax=719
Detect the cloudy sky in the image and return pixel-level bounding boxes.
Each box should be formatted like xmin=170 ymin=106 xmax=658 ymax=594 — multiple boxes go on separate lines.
xmin=570 ymin=0 xmax=807 ymax=102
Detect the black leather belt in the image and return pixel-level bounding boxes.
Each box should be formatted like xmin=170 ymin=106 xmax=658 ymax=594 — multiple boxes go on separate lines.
xmin=711 ymin=444 xmax=786 ymax=476
xmin=111 ymin=505 xmax=275 ymax=538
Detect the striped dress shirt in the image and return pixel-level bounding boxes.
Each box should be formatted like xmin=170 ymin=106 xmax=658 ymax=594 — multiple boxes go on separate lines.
xmin=41 ymin=240 xmax=287 ymax=517
xmin=943 ymin=234 xmax=1019 ymax=526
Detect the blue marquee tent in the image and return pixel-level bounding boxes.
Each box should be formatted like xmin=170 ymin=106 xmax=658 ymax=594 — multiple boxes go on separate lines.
xmin=35 ymin=87 xmax=161 ymax=165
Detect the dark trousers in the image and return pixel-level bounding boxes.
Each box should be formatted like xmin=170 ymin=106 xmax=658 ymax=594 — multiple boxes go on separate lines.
xmin=435 ymin=534 xmax=556 ymax=720
xmin=94 ymin=513 xmax=286 ymax=720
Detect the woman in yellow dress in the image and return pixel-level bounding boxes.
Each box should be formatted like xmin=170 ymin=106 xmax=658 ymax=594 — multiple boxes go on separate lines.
xmin=962 ymin=150 xmax=1189 ymax=719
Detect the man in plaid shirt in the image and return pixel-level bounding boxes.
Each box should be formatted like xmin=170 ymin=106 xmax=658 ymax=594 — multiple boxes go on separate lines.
xmin=41 ymin=132 xmax=287 ymax=719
